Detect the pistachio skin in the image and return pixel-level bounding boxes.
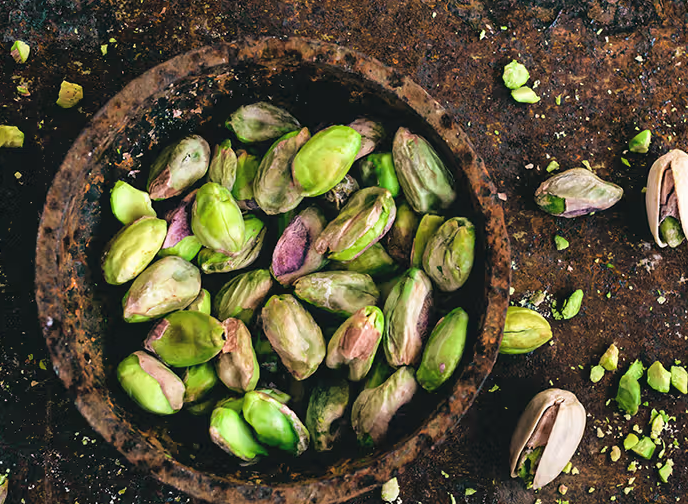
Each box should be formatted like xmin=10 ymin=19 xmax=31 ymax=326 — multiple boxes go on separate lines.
xmin=147 ymin=135 xmax=211 ymax=200
xmin=348 ymin=118 xmax=385 ymax=161
xmin=534 ymin=168 xmax=623 ymax=217
xmin=117 ymin=351 xmax=185 ymax=415
xmin=227 ymin=102 xmax=300 ymax=143
xmin=422 ymin=217 xmax=475 ymax=292
xmin=110 ymin=180 xmax=157 ymax=225
xmin=207 ymin=139 xmax=237 ymax=189
xmin=294 ymin=271 xmax=380 ymax=317
xmin=322 ymin=174 xmax=360 ymax=212
xmin=101 ymin=216 xmax=167 ymax=285
xmin=385 ymin=201 xmax=419 ymax=266
xmin=182 ymin=361 xmax=218 ymax=403
xmin=646 ymin=149 xmax=688 ymax=247
xmin=213 ymin=269 xmax=274 ymax=324
xmin=215 ymin=318 xmax=260 ymax=393
xmin=326 ymin=306 xmax=384 ymax=381
xmin=305 ymin=379 xmax=350 ymax=451
xmin=210 ymin=397 xmax=268 ymax=463
xmin=191 ymin=182 xmax=245 ymax=255
xmin=511 ymin=87 xmax=540 ymax=104
xmin=196 ymin=214 xmax=266 ymax=274
xmin=158 ymin=190 xmax=202 ymax=262
xmin=500 ymin=307 xmax=552 ymax=354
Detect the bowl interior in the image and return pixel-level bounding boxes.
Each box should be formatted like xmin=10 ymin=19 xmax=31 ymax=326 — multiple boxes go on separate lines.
xmin=36 ymin=38 xmax=510 ymax=503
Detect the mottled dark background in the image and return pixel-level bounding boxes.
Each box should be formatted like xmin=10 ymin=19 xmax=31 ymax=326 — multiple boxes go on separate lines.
xmin=1 ymin=1 xmax=688 ymax=503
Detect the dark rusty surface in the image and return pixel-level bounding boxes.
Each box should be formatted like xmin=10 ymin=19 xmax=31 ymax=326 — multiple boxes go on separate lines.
xmin=1 ymin=1 xmax=688 ymax=503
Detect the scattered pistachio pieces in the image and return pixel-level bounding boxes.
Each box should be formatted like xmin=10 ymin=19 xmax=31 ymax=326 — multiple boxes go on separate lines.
xmin=56 ymin=80 xmax=83 ymax=108
xmin=590 ymin=365 xmax=605 ymax=383
xmin=670 ymin=365 xmax=687 ymax=394
xmin=502 ymin=60 xmax=530 ymax=89
xmin=588 ymin=487 xmax=596 ymax=493
xmin=11 ymin=40 xmax=30 ymax=63
xmin=600 ymin=344 xmax=619 ymax=371
xmin=627 ymin=460 xmax=638 ymax=472
xmin=610 ymin=445 xmax=621 ymax=462
xmin=555 ymin=95 xmax=562 ymax=106
xmin=16 ymin=85 xmax=30 ymax=96
xmin=512 ymin=87 xmax=541 ymax=104
xmin=554 ymin=235 xmax=569 ymax=250
xmin=571 ymin=467 xmax=580 ymax=475
xmin=546 ymin=160 xmax=560 ymax=173
xmin=479 ymin=30 xmax=486 ymax=40
xmin=597 ymin=427 xmax=605 ymax=438
xmin=647 ymin=361 xmax=671 ymax=393
xmin=0 ymin=126 xmax=24 ymax=148
xmin=628 ymin=130 xmax=651 ymax=154
xmin=381 ymin=477 xmax=400 ymax=502
xmin=624 ymin=433 xmax=639 ymax=450
xmin=488 ymin=384 xmax=500 ymax=392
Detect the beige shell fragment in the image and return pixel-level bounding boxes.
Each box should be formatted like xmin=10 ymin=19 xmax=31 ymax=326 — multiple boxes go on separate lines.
xmin=509 ymin=388 xmax=586 ymax=490
xmin=646 ymin=149 xmax=688 ymax=247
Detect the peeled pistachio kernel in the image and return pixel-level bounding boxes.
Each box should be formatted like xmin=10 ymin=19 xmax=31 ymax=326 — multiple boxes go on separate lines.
xmin=410 ymin=214 xmax=445 ymax=268
xmin=659 ymin=217 xmax=685 ymax=248
xmin=147 ymin=135 xmax=211 ymax=200
xmin=110 ymin=180 xmax=157 ymax=225
xmin=326 ymin=306 xmax=384 ymax=381
xmin=329 ymin=242 xmax=399 ymax=278
xmin=590 ymin=365 xmax=605 ymax=383
xmin=56 ymin=80 xmax=83 ymax=108
xmin=647 ymin=361 xmax=671 ymax=393
xmin=502 ymin=60 xmax=530 ymax=89
xmin=196 ymin=214 xmax=266 ymax=274
xmin=231 ymin=150 xmax=261 ymax=210
xmin=292 ymin=125 xmax=362 ymax=197
xmin=553 ymin=289 xmax=583 ymax=320
xmin=305 ymin=379 xmax=350 ymax=451
xmin=182 ymin=361 xmax=218 ymax=403
xmin=11 ymin=40 xmax=30 ymax=63
xmin=646 ymin=150 xmax=688 ymax=247
xmin=534 ymin=168 xmax=623 ymax=217
xmin=294 ymin=271 xmax=380 ymax=317
xmin=500 ymin=306 xmax=552 ymax=354
xmin=628 ymin=129 xmax=651 ymax=154
xmin=101 ymin=216 xmax=167 ymax=285
xmin=213 ymin=269 xmax=273 ymax=324
xmin=209 ymin=397 xmax=268 ymax=463
xmin=599 ymin=343 xmax=619 ymax=371
xmin=670 ymin=365 xmax=688 ymax=394
xmin=348 ymin=117 xmax=385 ymax=161
xmin=625 ymin=359 xmax=646 ymax=381
xmin=416 ymin=307 xmax=468 ymax=392
xmin=158 ymin=190 xmax=202 ymax=262
xmin=358 ymin=152 xmax=401 ymax=197
xmin=226 ymin=102 xmax=300 ymax=143
xmin=510 ymin=389 xmax=586 ymax=490
xmin=512 ymin=87 xmax=540 ymax=104
xmin=422 ymin=217 xmax=475 ymax=292
xmin=0 ymin=125 xmax=24 ymax=148
xmin=186 ymin=288 xmax=211 ymax=315
xmin=207 ymin=139 xmax=237 ymax=189
xmin=191 ymin=182 xmax=245 ymax=255
xmin=649 ymin=409 xmax=667 ymax=439
xmin=215 ymin=318 xmax=259 ymax=393
xmin=117 ymin=351 xmax=185 ymax=415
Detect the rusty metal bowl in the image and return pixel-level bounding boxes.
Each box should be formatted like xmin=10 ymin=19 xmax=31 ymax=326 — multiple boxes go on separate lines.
xmin=35 ymin=37 xmax=510 ymax=503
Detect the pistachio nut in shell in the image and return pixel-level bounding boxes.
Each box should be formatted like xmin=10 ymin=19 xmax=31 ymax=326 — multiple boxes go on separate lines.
xmin=645 ymin=149 xmax=688 ymax=247
xmin=186 ymin=288 xmax=211 ymax=315
xmin=207 ymin=139 xmax=237 ymax=189
xmin=210 ymin=397 xmax=268 ymax=464
xmin=213 ymin=269 xmax=273 ymax=324
xmin=101 ymin=216 xmax=167 ymax=285
xmin=358 ymin=152 xmax=400 ymax=197
xmin=351 ymin=366 xmax=418 ymax=446
xmin=231 ymin=149 xmax=261 ymax=210
xmin=261 ymin=294 xmax=326 ymax=380
xmin=215 ymin=318 xmax=259 ymax=393
xmin=145 ymin=311 xmax=226 ymax=367
xmin=226 ymin=102 xmax=300 ymax=143
xmin=294 ymin=271 xmax=380 ymax=317
xmin=110 ymin=180 xmax=156 ymax=225
xmin=158 ymin=190 xmax=202 ymax=262
xmin=385 ymin=201 xmax=418 ymax=265
xmin=510 ymin=388 xmax=586 ymax=490
xmin=191 ymin=182 xmax=245 ymax=255
xmin=122 ymin=256 xmax=201 ymax=323
xmin=292 ymin=125 xmax=362 ymax=197
xmin=422 ymin=217 xmax=475 ymax=292
xmin=182 ymin=361 xmax=218 ymax=403
xmin=147 ymin=135 xmax=211 ymax=200
xmin=306 ymin=379 xmax=350 ymax=451
xmin=329 ymin=242 xmax=399 ymax=278
xmin=534 ymin=168 xmax=623 ymax=218
xmin=242 ymin=390 xmax=310 ymax=455
xmin=117 ymin=351 xmax=185 ymax=415
xmin=348 ymin=118 xmax=385 ymax=161
xmin=500 ymin=306 xmax=552 ymax=354
xmin=326 ymin=306 xmax=384 ymax=381
xmin=196 ymin=214 xmax=266 ymax=274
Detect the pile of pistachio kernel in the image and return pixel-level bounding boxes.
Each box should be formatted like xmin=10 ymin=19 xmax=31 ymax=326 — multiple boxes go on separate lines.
xmin=102 ymin=102 xmax=476 ymax=463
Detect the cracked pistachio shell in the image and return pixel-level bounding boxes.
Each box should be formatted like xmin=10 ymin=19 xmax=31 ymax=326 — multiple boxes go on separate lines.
xmin=144 ymin=311 xmax=226 ymax=367
xmin=500 ymin=306 xmax=552 ymax=354
xmin=534 ymin=168 xmax=623 ymax=218
xmin=232 ymin=150 xmax=261 ymax=210
xmin=348 ymin=118 xmax=385 ymax=161
xmin=294 ymin=271 xmax=380 ymax=317
xmin=187 ymin=288 xmax=211 ymax=315
xmin=422 ymin=217 xmax=475 ymax=292
xmin=417 ymin=307 xmax=468 ymax=392
xmin=326 ymin=306 xmax=384 ymax=381
xmin=147 ymin=135 xmax=211 ymax=200
xmin=122 ymin=256 xmax=201 ymax=323
xmin=101 ymin=216 xmax=167 ymax=285
xmin=158 ymin=190 xmax=202 ymax=262
xmin=645 ymin=150 xmax=688 ymax=247
xmin=306 ymin=379 xmax=350 ymax=451
xmin=351 ymin=366 xmax=418 ymax=446
xmin=208 ymin=139 xmax=237 ymax=189
xmin=510 ymin=388 xmax=586 ymax=490
xmin=392 ymin=127 xmax=457 ymax=214
xmin=321 ymin=174 xmax=360 ymax=212
xmin=117 ymin=351 xmax=185 ymax=415
xmin=358 ymin=152 xmax=400 ymax=197
xmin=271 ymin=206 xmax=328 ymax=286
xmin=243 ymin=390 xmax=310 ymax=455
xmin=210 ymin=397 xmax=268 ymax=463
xmin=213 ymin=269 xmax=274 ymax=324
xmin=385 ymin=201 xmax=419 ymax=266
xmin=215 ymin=318 xmax=259 ymax=393
xmin=383 ymin=268 xmax=434 ymax=367
xmin=227 ymin=102 xmax=300 ymax=143
xmin=329 ymin=242 xmax=399 ymax=278
xmin=410 ymin=214 xmax=445 ymax=268
xmin=314 ymin=186 xmax=397 ymax=262
xmin=191 ymin=182 xmax=245 ymax=255
xmin=261 ymin=294 xmax=326 ymax=380
xmin=253 ymin=128 xmax=309 ymax=215
xmin=292 ymin=125 xmax=362 ymax=197
xmin=183 ymin=361 xmax=218 ymax=403
xmin=110 ymin=180 xmax=157 ymax=225
xmin=196 ymin=214 xmax=266 ymax=274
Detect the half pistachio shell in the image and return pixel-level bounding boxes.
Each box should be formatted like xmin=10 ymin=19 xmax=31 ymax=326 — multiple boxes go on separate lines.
xmin=215 ymin=318 xmax=259 ymax=393
xmin=147 ymin=135 xmax=211 ymax=200
xmin=117 ymin=351 xmax=185 ymax=415
xmin=645 ymin=149 xmax=688 ymax=247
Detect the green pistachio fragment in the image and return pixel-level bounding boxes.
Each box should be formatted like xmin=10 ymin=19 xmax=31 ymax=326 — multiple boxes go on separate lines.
xmin=410 ymin=214 xmax=445 ymax=268
xmin=348 ymin=118 xmax=385 ymax=161
xmin=670 ymin=365 xmax=687 ymax=394
xmin=616 ymin=360 xmax=644 ymax=415
xmin=535 ymin=168 xmax=623 ymax=217
xmin=351 ymin=366 xmax=418 ymax=446
xmin=122 ymin=256 xmax=201 ymax=323
xmin=294 ymin=271 xmax=380 ymax=317
xmin=647 ymin=361 xmax=671 ymax=393
xmin=659 ymin=459 xmax=674 ymax=483
xmin=628 ymin=130 xmax=651 ymax=154
xmin=599 ymin=343 xmax=619 ymax=371
xmin=659 ymin=217 xmax=685 ymax=248
xmin=117 ymin=351 xmax=185 ymax=415
xmin=208 ymin=139 xmax=237 ymax=189
xmin=196 ymin=214 xmax=265 ymax=274
xmin=381 ymin=478 xmax=400 ymax=502
xmin=358 ymin=152 xmax=400 ymax=197
xmin=242 ymin=390 xmax=310 ymax=455
xmin=145 ymin=311 xmax=226 ymax=367
xmin=623 ymin=433 xmax=639 ymax=450
xmin=383 ymin=268 xmax=434 ymax=367
xmin=226 ymin=102 xmax=300 ymax=143
xmin=590 ymin=365 xmax=605 ymax=383
xmin=649 ymin=409 xmax=668 ymax=439
xmin=392 ymin=127 xmax=456 ymax=214
xmin=11 ymin=40 xmax=30 ymax=63
xmin=0 ymin=125 xmax=25 ymax=148
xmin=322 ymin=174 xmax=360 ymax=212
xmin=231 ymin=150 xmax=261 ymax=210
xmin=630 ymin=436 xmax=655 ymax=459
xmin=182 ymin=362 xmax=218 ymax=403
xmin=158 ymin=190 xmax=202 ymax=262
xmin=261 ymin=294 xmax=326 ymax=380
xmin=306 ymin=379 xmax=350 ymax=451
xmin=554 ymin=235 xmax=569 ymax=251
xmin=292 ymin=125 xmax=362 ymax=197
xmin=186 ymin=288 xmax=211 ymax=315
xmin=502 ymin=60 xmax=530 ymax=89
xmin=330 ymin=242 xmax=399 ymax=278
xmin=101 ymin=216 xmax=167 ymax=285
xmin=552 ymin=289 xmax=583 ymax=320
xmin=500 ymin=306 xmax=552 ymax=354
xmin=422 ymin=217 xmax=475 ymax=292
xmin=56 ymin=80 xmax=83 ymax=108
xmin=191 ymin=182 xmax=245 ymax=255
xmin=315 ymin=186 xmax=397 ymax=262
xmin=326 ymin=306 xmax=384 ymax=381
xmin=147 ymin=135 xmax=210 ymax=200
xmin=110 ymin=180 xmax=157 ymax=225
xmin=210 ymin=397 xmax=268 ymax=464
xmin=511 ymin=87 xmax=540 ymax=104
xmin=417 ymin=307 xmax=468 ymax=392
xmin=385 ymin=202 xmax=418 ymax=266
xmin=215 ymin=318 xmax=259 ymax=393
xmin=213 ymin=269 xmax=273 ymax=324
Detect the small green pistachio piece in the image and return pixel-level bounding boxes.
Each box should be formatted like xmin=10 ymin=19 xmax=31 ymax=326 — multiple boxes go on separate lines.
xmin=56 ymin=81 xmax=83 ymax=108
xmin=554 ymin=235 xmax=569 ymax=250
xmin=623 ymin=433 xmax=639 ymax=450
xmin=616 ymin=374 xmax=641 ymax=415
xmin=553 ymin=289 xmax=583 ymax=320
xmin=628 ymin=130 xmax=651 ymax=154
xmin=502 ymin=60 xmax=530 ymax=89
xmin=630 ymin=436 xmax=655 ymax=459
xmin=625 ymin=359 xmax=646 ymax=381
xmin=381 ymin=477 xmax=400 ymax=502
xmin=659 ymin=217 xmax=685 ymax=248
xmin=670 ymin=365 xmax=687 ymax=394
xmin=599 ymin=343 xmax=619 ymax=371
xmin=11 ymin=40 xmax=30 ymax=63
xmin=647 ymin=361 xmax=671 ymax=393
xmin=658 ymin=459 xmax=674 ymax=483
xmin=511 ymin=87 xmax=540 ymax=104
xmin=590 ymin=365 xmax=605 ymax=383
xmin=0 ymin=125 xmax=25 ymax=148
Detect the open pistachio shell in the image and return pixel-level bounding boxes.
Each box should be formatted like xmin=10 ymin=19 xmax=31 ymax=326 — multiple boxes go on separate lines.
xmin=645 ymin=149 xmax=688 ymax=247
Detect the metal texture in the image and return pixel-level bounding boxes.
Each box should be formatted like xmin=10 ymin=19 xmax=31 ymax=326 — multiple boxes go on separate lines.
xmin=34 ymin=37 xmax=510 ymax=503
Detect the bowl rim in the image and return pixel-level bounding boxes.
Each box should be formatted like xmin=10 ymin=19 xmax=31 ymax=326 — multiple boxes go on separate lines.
xmin=35 ymin=36 xmax=511 ymax=504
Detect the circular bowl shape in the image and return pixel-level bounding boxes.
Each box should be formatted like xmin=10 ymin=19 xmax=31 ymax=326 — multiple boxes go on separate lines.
xmin=35 ymin=37 xmax=510 ymax=503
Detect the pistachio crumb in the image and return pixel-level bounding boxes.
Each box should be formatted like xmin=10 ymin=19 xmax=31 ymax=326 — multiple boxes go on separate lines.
xmin=558 ymin=485 xmax=568 ymax=495
xmin=571 ymin=467 xmax=580 ymax=475
xmin=589 ymin=487 xmax=595 ymax=493
xmin=562 ymin=462 xmax=572 ymax=474
xmin=624 ymin=487 xmax=633 ymax=495
xmin=597 ymin=427 xmax=605 ymax=438
xmin=465 ymin=488 xmax=477 ymax=496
